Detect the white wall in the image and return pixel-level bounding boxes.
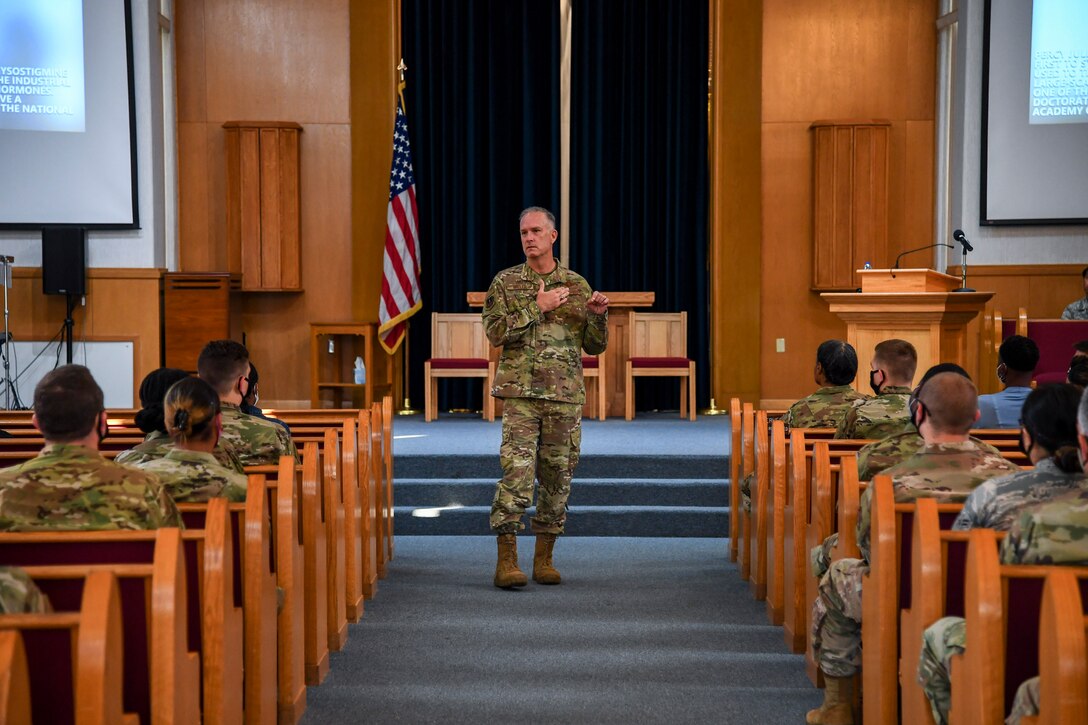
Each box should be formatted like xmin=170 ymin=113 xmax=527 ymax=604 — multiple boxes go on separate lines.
xmin=0 ymin=2 xmax=165 ymax=269
xmin=950 ymin=0 xmax=1088 ymax=266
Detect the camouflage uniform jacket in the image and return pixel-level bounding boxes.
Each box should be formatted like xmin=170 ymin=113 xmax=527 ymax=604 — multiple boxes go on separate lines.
xmin=0 ymin=443 xmax=182 ymax=530
xmin=857 ymin=431 xmax=1004 ymax=481
xmin=133 ymin=448 xmax=249 ymax=503
xmin=219 ymin=404 xmax=298 ymax=467
xmin=783 ymin=385 xmax=868 ymax=430
xmin=1061 ymin=296 xmax=1088 ymax=320
xmin=1001 ymin=488 xmax=1088 ymax=565
xmin=835 ymin=386 xmax=914 ymax=440
xmin=115 ymin=429 xmax=246 ymax=472
xmin=856 ymin=440 xmax=1018 ymax=561
xmin=483 ymin=263 xmax=608 ymax=405
xmin=953 ymin=458 xmax=1088 ymax=531
xmin=0 ymin=566 xmax=50 ymax=613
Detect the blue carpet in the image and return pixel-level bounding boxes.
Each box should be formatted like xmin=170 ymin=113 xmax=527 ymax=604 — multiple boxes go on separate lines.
xmin=301 ymin=536 xmax=819 ymax=724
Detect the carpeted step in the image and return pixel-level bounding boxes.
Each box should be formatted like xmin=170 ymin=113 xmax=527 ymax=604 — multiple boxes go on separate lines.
xmin=395 ymin=453 xmax=726 ymax=480
xmin=393 ymin=504 xmax=730 ymax=537
xmin=394 ymin=477 xmax=730 ymax=507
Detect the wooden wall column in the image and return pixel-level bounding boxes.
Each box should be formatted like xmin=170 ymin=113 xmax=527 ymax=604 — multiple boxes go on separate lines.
xmin=709 ymin=0 xmax=763 ymax=405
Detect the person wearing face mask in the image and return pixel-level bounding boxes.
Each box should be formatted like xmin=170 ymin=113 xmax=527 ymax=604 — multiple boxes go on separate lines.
xmin=782 ymin=340 xmax=867 ymax=430
xmin=197 ymin=340 xmax=297 ymax=466
xmin=916 ymin=383 xmax=1087 ymax=725
xmin=834 ymin=339 xmax=917 ymax=440
xmin=974 ymin=335 xmax=1038 ymax=429
xmin=129 ymin=377 xmax=248 ymax=502
xmin=239 ymin=363 xmax=290 ymax=434
xmin=807 ymin=372 xmax=1016 ymax=725
xmin=0 ymin=365 xmax=181 ymax=530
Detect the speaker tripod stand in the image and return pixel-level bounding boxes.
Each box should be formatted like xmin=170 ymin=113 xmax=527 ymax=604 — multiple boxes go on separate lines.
xmin=61 ymin=293 xmax=77 ymax=365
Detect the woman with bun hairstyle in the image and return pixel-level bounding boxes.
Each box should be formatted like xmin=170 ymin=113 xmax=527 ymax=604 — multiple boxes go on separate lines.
xmin=130 ymin=377 xmax=248 ymax=502
xmin=117 ymin=368 xmax=244 ymax=472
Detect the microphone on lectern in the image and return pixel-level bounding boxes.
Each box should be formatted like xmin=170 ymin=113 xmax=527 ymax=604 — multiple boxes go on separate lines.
xmin=952 ymin=229 xmax=974 ymax=252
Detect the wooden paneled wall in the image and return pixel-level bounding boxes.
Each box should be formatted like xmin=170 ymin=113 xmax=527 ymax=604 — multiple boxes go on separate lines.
xmin=176 ymin=0 xmax=367 ymax=406
xmin=8 ymin=269 xmax=162 ymax=403
xmin=756 ymin=0 xmax=937 ymax=406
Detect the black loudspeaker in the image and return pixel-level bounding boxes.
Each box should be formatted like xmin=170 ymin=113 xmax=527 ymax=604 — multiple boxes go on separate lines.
xmin=42 ymin=227 xmax=87 ymax=296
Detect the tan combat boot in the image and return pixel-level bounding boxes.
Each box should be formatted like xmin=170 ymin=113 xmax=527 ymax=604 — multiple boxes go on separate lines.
xmin=805 ymin=675 xmax=854 ymax=724
xmin=494 ymin=534 xmax=528 ymax=589
xmin=532 ymin=533 xmax=562 ymax=585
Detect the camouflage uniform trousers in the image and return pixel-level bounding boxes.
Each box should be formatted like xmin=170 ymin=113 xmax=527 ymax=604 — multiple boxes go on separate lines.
xmin=0 ymin=566 xmax=51 ymax=613
xmin=918 ymin=617 xmax=1040 ymax=725
xmin=811 ymin=556 xmax=867 ymax=678
xmin=490 ymin=396 xmax=582 ymax=535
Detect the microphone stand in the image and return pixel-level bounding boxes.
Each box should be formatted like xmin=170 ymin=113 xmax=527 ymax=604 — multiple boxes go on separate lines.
xmin=953 ymin=241 xmax=974 ymax=293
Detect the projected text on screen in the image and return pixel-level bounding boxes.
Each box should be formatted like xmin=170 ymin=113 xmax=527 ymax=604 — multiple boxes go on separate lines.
xmin=0 ymin=0 xmax=85 ymax=133
xmin=1030 ymin=0 xmax=1088 ymax=125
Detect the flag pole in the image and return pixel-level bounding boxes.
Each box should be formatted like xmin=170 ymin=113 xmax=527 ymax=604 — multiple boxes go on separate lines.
xmin=392 ymin=58 xmax=420 ymax=416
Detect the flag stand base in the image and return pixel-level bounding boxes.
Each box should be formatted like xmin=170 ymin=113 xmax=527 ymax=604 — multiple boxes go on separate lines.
xmin=397 ymin=397 xmax=420 ymax=416
xmin=699 ymin=397 xmax=728 ymax=416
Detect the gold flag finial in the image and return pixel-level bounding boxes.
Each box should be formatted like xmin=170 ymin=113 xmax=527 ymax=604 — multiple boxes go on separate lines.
xmin=397 ymin=59 xmax=407 ymax=82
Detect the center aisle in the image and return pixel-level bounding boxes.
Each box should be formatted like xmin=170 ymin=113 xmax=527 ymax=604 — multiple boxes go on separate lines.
xmin=302 ymin=535 xmax=820 ymax=723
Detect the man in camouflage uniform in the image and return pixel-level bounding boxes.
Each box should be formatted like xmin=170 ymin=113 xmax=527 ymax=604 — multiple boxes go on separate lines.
xmin=484 ymin=206 xmax=609 ymax=589
xmin=807 ymin=373 xmax=1016 ymax=724
xmin=0 ymin=566 xmax=51 ymax=613
xmin=1060 ymin=266 xmax=1088 ymax=320
xmin=0 ymin=365 xmax=181 ymax=531
xmin=197 ymin=340 xmax=297 ymax=466
xmin=918 ymin=384 xmax=1088 ymax=725
xmin=856 ymin=363 xmax=1002 ymax=480
xmin=835 ymin=339 xmax=917 ymax=440
xmin=783 ymin=340 xmax=866 ymax=430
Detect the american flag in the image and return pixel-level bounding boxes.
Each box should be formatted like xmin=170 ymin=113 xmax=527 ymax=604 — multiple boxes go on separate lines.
xmin=378 ymin=97 xmax=422 ymax=354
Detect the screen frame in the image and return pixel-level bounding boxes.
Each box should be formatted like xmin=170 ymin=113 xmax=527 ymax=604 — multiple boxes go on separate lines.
xmin=980 ymin=0 xmax=1088 ymax=226
xmin=0 ymin=0 xmax=140 ymax=231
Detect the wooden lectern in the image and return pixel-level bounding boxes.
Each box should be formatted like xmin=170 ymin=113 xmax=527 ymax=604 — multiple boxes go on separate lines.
xmin=821 ymin=269 xmax=993 ymax=390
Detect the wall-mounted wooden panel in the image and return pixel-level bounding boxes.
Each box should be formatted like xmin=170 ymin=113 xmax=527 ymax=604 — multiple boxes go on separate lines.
xmin=224 ymin=122 xmax=303 ymax=292
xmin=163 ymin=273 xmax=232 ymax=372
xmin=811 ymin=120 xmax=890 ymax=291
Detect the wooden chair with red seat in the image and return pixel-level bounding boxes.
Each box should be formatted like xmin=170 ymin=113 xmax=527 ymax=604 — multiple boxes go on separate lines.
xmin=581 ymin=350 xmax=607 ymax=421
xmin=424 ymin=313 xmax=496 ymax=422
xmin=624 ymin=311 xmax=696 ymax=421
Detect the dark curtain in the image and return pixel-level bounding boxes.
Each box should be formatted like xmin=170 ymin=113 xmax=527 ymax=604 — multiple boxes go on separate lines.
xmin=401 ymin=0 xmax=561 ymax=411
xmin=570 ymin=0 xmax=710 ymax=411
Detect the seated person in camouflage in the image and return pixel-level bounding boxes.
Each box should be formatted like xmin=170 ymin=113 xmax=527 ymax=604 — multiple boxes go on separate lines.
xmin=131 ymin=377 xmax=248 ymax=502
xmin=856 ymin=363 xmax=1003 ymax=480
xmin=835 ymin=338 xmax=917 ymax=440
xmin=974 ymin=335 xmax=1038 ymax=429
xmin=116 ymin=367 xmax=245 ymax=472
xmin=783 ymin=340 xmax=866 ymax=430
xmin=197 ymin=340 xmax=297 ymax=467
xmin=0 ymin=365 xmax=181 ymax=531
xmin=918 ymin=384 xmax=1088 ymax=725
xmin=1060 ymin=266 xmax=1088 ymax=320
xmin=239 ymin=363 xmax=290 ymax=434
xmin=0 ymin=566 xmax=51 ymax=613
xmin=807 ymin=373 xmax=1017 ymax=725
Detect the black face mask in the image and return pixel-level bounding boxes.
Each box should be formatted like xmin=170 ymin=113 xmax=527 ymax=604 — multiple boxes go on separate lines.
xmin=96 ymin=412 xmax=109 ymax=444
xmin=1018 ymin=428 xmax=1034 ymax=459
xmin=869 ymin=369 xmax=883 ymax=395
xmin=909 ymin=398 xmax=925 ymax=434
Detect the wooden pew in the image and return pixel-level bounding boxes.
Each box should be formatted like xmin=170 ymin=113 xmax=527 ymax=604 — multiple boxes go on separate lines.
xmin=0 ymin=630 xmax=31 ymax=724
xmin=0 ymin=527 xmax=211 ymax=724
xmin=949 ymin=529 xmax=1088 ymax=724
xmin=748 ymin=409 xmax=770 ymax=599
xmin=300 ymin=442 xmax=331 ymax=684
xmin=322 ymin=428 xmax=349 ymax=651
xmin=862 ymin=476 xmax=966 ymax=725
xmin=898 ymin=498 xmax=979 ymax=725
xmin=765 ymin=419 xmax=788 ymax=624
xmin=372 ymin=401 xmax=390 ymax=579
xmin=737 ymin=402 xmax=755 ymax=581
xmin=383 ymin=394 xmax=394 ymax=562
xmin=780 ymin=432 xmax=865 ymax=653
xmin=0 ymin=571 xmax=133 ymax=724
xmin=728 ymin=397 xmax=741 ymax=562
xmin=341 ymin=415 xmax=367 ymax=619
xmin=1023 ymin=570 xmax=1088 ymax=724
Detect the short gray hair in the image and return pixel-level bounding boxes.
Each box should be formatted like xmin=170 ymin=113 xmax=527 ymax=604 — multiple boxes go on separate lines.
xmin=519 ymin=206 xmax=556 ymax=229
